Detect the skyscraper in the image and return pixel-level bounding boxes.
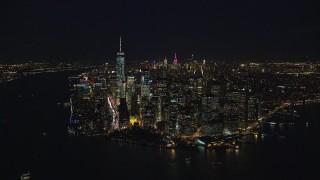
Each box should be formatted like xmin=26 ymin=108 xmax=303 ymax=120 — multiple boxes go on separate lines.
xmin=141 ymin=68 xmax=151 ymax=97
xmin=126 ymin=76 xmax=135 ymax=113
xmin=201 ymin=94 xmax=221 ymax=136
xmin=164 ymin=57 xmax=168 ymax=67
xmin=116 ymin=36 xmax=129 ymax=128
xmin=173 ymin=53 xmax=178 ymax=64
xmin=116 ymin=36 xmax=126 ymax=99
xmin=227 ymin=89 xmax=248 ymax=131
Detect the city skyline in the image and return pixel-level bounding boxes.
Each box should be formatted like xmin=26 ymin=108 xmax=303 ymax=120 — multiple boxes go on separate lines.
xmin=1 ymin=1 xmax=320 ymax=179
xmin=0 ymin=0 xmax=320 ymax=62
xmin=1 ymin=37 xmax=320 ymax=179
xmin=64 ymin=38 xmax=320 ymax=138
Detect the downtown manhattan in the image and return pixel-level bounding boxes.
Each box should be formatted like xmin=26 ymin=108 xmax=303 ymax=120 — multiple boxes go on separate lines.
xmin=1 ymin=0 xmax=320 ymax=179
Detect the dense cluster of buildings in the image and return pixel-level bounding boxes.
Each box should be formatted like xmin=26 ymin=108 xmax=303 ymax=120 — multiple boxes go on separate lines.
xmin=69 ymin=38 xmax=320 ymax=137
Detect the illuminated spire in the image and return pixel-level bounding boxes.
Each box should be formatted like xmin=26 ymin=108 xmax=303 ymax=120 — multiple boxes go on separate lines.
xmin=163 ymin=57 xmax=168 ymax=67
xmin=173 ymin=53 xmax=178 ymax=64
xmin=120 ymin=36 xmax=122 ymax=52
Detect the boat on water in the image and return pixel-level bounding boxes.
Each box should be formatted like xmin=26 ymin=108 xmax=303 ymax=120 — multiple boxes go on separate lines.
xmin=68 ymin=126 xmax=76 ymax=135
xmin=20 ymin=171 xmax=31 ymax=180
xmin=213 ymin=145 xmax=228 ymax=151
xmin=212 ymin=161 xmax=223 ymax=165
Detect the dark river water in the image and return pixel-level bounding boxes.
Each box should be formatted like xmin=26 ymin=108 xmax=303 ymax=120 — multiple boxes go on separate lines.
xmin=0 ymin=71 xmax=319 ymax=180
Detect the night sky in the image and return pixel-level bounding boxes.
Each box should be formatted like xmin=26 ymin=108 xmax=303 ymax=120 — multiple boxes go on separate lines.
xmin=0 ymin=0 xmax=319 ymax=62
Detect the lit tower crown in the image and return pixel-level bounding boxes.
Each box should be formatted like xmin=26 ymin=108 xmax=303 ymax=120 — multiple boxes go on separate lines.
xmin=120 ymin=36 xmax=122 ymax=52
xmin=164 ymin=57 xmax=168 ymax=67
xmin=116 ymin=36 xmax=125 ymax=82
xmin=173 ymin=53 xmax=178 ymax=64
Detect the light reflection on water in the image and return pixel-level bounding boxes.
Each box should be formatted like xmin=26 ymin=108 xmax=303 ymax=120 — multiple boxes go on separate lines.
xmin=197 ymin=146 xmax=205 ymax=153
xmin=235 ymin=148 xmax=240 ymax=156
xmin=254 ymin=134 xmax=259 ymax=143
xmin=170 ymin=149 xmax=176 ymax=159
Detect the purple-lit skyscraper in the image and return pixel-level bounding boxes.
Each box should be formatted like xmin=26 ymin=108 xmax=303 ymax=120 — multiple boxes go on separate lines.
xmin=173 ymin=53 xmax=178 ymax=64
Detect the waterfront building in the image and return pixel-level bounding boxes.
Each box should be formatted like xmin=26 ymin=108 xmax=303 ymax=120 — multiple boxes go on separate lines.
xmin=227 ymin=89 xmax=248 ymax=131
xmin=141 ymin=100 xmax=156 ymax=128
xmin=179 ymin=107 xmax=197 ymax=136
xmin=118 ymin=97 xmax=130 ymax=128
xmin=165 ymin=99 xmax=179 ymax=136
xmin=248 ymin=95 xmax=259 ymax=122
xmin=222 ymin=99 xmax=239 ymax=135
xmin=201 ymin=93 xmax=221 ymax=136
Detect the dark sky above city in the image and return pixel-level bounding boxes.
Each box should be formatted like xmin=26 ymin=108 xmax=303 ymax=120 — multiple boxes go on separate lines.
xmin=0 ymin=0 xmax=319 ymax=62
